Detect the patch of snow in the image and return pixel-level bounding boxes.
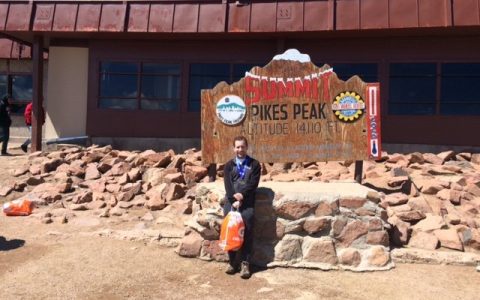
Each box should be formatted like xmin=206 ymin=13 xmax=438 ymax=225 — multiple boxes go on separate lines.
xmin=273 ymin=49 xmax=311 ymax=63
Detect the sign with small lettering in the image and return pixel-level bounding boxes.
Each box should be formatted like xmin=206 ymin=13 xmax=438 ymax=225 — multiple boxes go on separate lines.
xmin=201 ymin=49 xmax=381 ymax=164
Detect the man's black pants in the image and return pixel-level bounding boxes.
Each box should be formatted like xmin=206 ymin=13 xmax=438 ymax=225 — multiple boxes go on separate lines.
xmin=0 ymin=126 xmax=9 ymax=154
xmin=223 ymin=200 xmax=255 ymax=265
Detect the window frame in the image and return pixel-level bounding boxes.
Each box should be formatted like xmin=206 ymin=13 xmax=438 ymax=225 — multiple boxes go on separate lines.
xmin=187 ymin=62 xmax=263 ymax=112
xmin=97 ymin=60 xmax=182 ymax=111
xmin=439 ymin=62 xmax=480 ymax=115
xmin=329 ymin=62 xmax=379 ymax=83
xmin=387 ymin=62 xmax=438 ymax=116
xmin=0 ymin=59 xmax=34 ymax=115
xmin=11 ymin=74 xmax=33 ymax=103
xmin=386 ymin=60 xmax=480 ymax=116
xmin=95 ymin=58 xmax=480 ymax=116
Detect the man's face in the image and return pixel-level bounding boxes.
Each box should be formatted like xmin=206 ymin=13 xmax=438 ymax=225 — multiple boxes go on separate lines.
xmin=233 ymin=140 xmax=248 ymax=159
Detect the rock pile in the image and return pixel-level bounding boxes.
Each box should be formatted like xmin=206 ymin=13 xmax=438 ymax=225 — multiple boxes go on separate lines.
xmin=363 ymin=151 xmax=480 ymax=253
xmin=2 ymin=145 xmax=209 ymax=224
xmin=1 ymin=145 xmax=479 ymax=265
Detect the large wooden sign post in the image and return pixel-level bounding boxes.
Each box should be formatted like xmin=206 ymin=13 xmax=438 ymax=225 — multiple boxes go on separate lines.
xmin=201 ymin=49 xmax=381 ymax=177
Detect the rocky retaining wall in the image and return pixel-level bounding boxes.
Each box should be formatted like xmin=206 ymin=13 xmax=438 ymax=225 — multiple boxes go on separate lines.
xmin=177 ymin=181 xmax=394 ymax=272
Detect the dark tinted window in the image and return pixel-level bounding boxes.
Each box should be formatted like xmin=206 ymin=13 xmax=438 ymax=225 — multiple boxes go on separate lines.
xmin=390 ymin=63 xmax=436 ymax=76
xmin=99 ymin=62 xmax=181 ymax=111
xmin=232 ymin=64 xmax=258 ymax=82
xmin=333 ymin=63 xmax=378 ymax=82
xmin=390 ymin=78 xmax=436 ymax=103
xmin=388 ymin=63 xmax=436 ymax=115
xmin=12 ymin=75 xmax=32 ymax=101
xmin=188 ymin=63 xmax=265 ymax=111
xmin=188 ymin=63 xmax=230 ymax=112
xmin=100 ymin=74 xmax=138 ymax=98
xmin=101 ymin=62 xmax=138 ymax=73
xmin=141 ymin=63 xmax=181 ymax=111
xmin=1 ymin=73 xmax=30 ymax=114
xmin=141 ymin=75 xmax=180 ymax=99
xmin=0 ymin=75 xmax=7 ymax=97
xmin=190 ymin=64 xmax=229 ymax=76
xmin=143 ymin=63 xmax=180 ymax=75
xmin=388 ymin=103 xmax=436 ymax=115
xmin=440 ymin=63 xmax=480 ymax=115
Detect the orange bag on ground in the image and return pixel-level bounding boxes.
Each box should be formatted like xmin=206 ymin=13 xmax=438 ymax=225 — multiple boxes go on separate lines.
xmin=3 ymin=199 xmax=34 ymax=216
xmin=219 ymin=210 xmax=245 ymax=251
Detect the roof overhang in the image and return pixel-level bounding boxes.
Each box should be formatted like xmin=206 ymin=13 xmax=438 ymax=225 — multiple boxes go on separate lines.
xmin=1 ymin=0 xmax=480 ymax=50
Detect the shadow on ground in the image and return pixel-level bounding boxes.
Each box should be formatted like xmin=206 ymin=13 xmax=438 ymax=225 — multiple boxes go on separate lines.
xmin=0 ymin=236 xmax=25 ymax=251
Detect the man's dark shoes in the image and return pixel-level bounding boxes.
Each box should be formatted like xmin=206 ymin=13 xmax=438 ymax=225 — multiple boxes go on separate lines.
xmin=1 ymin=152 xmax=11 ymax=156
xmin=21 ymin=144 xmax=27 ymax=153
xmin=240 ymin=261 xmax=251 ymax=279
xmin=225 ymin=264 xmax=238 ymax=275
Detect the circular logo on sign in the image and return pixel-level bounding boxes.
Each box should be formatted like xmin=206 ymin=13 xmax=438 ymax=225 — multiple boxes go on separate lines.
xmin=332 ymin=91 xmax=365 ymax=122
xmin=216 ymin=95 xmax=247 ymax=125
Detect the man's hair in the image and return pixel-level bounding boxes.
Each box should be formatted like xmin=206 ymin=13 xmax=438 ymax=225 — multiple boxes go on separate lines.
xmin=233 ymin=135 xmax=248 ymax=147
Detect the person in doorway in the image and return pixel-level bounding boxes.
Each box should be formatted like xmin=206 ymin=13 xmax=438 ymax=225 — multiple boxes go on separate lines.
xmin=0 ymin=94 xmax=12 ymax=156
xmin=21 ymin=102 xmax=45 ymax=153
xmin=223 ymin=136 xmax=261 ymax=279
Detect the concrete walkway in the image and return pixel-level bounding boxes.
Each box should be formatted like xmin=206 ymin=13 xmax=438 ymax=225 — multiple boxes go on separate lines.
xmin=200 ymin=181 xmax=375 ymax=200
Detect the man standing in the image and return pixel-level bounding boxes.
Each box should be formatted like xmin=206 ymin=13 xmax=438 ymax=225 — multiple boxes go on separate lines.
xmin=21 ymin=102 xmax=45 ymax=153
xmin=223 ymin=136 xmax=261 ymax=279
xmin=21 ymin=102 xmax=33 ymax=153
xmin=0 ymin=94 xmax=12 ymax=156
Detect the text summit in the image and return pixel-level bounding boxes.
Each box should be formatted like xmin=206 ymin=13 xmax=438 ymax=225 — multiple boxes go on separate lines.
xmin=245 ymin=74 xmax=331 ymax=121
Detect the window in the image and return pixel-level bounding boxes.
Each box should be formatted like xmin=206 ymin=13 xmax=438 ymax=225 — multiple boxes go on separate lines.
xmin=12 ymin=75 xmax=33 ymax=101
xmin=188 ymin=64 xmax=229 ymax=112
xmin=441 ymin=63 xmax=480 ymax=115
xmin=99 ymin=62 xmax=138 ymax=110
xmin=0 ymin=59 xmax=34 ymax=114
xmin=188 ymin=63 xmax=261 ymax=112
xmin=99 ymin=61 xmax=181 ymax=111
xmin=232 ymin=63 xmax=258 ymax=82
xmin=0 ymin=75 xmax=7 ymax=97
xmin=333 ymin=63 xmax=378 ymax=82
xmin=388 ymin=63 xmax=436 ymax=115
xmin=141 ymin=63 xmax=181 ymax=111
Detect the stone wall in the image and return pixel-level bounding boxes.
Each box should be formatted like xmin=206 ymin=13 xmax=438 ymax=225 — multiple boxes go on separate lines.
xmin=177 ymin=181 xmax=394 ymax=272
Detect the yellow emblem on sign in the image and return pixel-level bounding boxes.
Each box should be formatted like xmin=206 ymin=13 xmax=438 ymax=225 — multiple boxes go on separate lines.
xmin=332 ymin=91 xmax=365 ymax=122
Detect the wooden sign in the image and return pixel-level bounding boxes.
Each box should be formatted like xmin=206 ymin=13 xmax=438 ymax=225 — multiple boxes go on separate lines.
xmin=201 ymin=49 xmax=381 ymax=164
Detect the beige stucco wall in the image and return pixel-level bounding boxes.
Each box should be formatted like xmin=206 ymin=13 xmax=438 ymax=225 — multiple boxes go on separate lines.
xmin=45 ymin=47 xmax=88 ymax=140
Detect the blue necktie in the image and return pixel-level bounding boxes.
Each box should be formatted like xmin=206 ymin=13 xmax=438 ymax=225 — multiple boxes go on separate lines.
xmin=236 ymin=156 xmax=250 ymax=180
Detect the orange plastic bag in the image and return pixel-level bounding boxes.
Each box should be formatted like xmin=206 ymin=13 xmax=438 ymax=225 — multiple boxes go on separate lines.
xmin=219 ymin=210 xmax=245 ymax=251
xmin=3 ymin=199 xmax=34 ymax=216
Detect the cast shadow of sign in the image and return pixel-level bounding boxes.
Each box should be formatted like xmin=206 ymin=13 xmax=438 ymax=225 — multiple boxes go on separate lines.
xmin=0 ymin=236 xmax=25 ymax=251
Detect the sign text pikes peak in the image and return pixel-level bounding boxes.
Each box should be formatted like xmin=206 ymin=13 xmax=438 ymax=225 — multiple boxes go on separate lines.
xmin=201 ymin=49 xmax=381 ymax=164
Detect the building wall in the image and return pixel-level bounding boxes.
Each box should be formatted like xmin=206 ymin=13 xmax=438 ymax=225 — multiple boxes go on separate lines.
xmin=87 ymin=39 xmax=280 ymax=139
xmin=45 ymin=47 xmax=88 ymax=140
xmin=86 ymin=35 xmax=480 ymax=149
